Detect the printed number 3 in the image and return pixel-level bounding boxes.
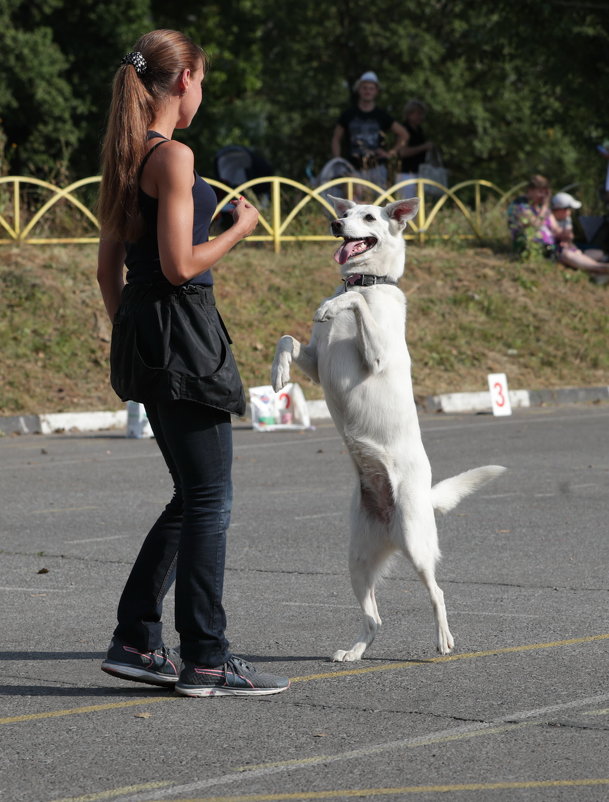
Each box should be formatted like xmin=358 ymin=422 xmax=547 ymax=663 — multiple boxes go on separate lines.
xmin=493 ymin=381 xmax=506 ymax=407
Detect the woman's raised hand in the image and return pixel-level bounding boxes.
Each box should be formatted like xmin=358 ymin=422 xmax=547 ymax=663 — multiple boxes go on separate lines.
xmin=232 ymin=196 xmax=260 ymax=237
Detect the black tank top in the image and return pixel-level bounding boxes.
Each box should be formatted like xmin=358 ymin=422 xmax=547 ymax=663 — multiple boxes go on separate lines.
xmin=124 ymin=131 xmax=217 ymax=286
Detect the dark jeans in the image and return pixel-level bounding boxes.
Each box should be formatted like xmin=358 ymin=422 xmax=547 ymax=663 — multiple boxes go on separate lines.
xmin=114 ymin=399 xmax=233 ymax=666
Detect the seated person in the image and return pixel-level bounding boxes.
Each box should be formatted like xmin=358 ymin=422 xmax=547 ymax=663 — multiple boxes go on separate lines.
xmin=507 ymin=174 xmax=554 ymax=257
xmin=547 ymin=192 xmax=609 ymax=279
xmin=331 ymin=71 xmax=408 ymax=190
xmin=396 ymin=99 xmax=434 ymax=199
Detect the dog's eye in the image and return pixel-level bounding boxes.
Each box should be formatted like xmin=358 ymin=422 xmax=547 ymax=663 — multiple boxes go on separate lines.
xmin=364 ymin=214 xmax=375 ymax=221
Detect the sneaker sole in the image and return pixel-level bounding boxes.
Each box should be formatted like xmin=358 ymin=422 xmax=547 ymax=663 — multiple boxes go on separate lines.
xmin=101 ymin=661 xmax=178 ymax=687
xmin=174 ymin=682 xmax=290 ymax=697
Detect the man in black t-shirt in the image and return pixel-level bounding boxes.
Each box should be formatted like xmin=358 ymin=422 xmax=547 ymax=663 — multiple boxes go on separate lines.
xmin=331 ymin=71 xmax=407 ymax=189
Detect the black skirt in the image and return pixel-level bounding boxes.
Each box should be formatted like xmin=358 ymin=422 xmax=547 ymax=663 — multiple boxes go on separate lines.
xmin=110 ymin=282 xmax=246 ymax=416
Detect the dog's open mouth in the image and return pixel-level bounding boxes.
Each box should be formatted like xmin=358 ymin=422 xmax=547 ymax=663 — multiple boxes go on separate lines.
xmin=334 ymin=237 xmax=377 ymax=265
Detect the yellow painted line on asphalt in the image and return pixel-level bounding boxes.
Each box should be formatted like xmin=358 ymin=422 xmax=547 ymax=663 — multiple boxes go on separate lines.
xmin=2 ymin=632 xmax=608 ymax=726
xmin=159 ymin=778 xmax=609 ymax=801
xmin=0 ymin=696 xmax=170 ymax=725
xmin=583 ymin=708 xmax=609 ymax=716
xmin=51 ymin=782 xmax=171 ymax=802
xmin=289 ymin=632 xmax=609 ymax=682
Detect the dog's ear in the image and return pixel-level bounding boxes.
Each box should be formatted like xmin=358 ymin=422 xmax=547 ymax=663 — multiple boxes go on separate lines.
xmin=385 ymin=198 xmax=420 ymax=228
xmin=328 ymin=194 xmax=356 ymax=217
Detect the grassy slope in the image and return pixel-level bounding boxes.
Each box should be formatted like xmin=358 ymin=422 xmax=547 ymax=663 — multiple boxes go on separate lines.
xmin=1 ymin=240 xmax=608 ymax=415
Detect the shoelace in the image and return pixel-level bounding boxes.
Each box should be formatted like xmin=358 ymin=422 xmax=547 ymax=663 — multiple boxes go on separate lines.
xmin=225 ymin=656 xmax=256 ymax=675
xmin=155 ymin=646 xmax=179 ymax=668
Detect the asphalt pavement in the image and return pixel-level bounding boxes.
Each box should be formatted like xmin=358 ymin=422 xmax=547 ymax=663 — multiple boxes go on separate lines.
xmin=1 ymin=404 xmax=609 ymax=802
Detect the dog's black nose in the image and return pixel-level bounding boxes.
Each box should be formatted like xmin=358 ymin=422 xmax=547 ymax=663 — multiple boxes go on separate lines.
xmin=331 ymin=219 xmax=343 ymax=236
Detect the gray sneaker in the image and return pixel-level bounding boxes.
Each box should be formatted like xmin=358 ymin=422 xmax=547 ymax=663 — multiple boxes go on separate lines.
xmin=101 ymin=638 xmax=180 ymax=687
xmin=175 ymin=655 xmax=290 ymax=697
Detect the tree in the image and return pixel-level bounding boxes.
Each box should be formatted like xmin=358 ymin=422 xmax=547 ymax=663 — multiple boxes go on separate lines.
xmin=250 ymin=0 xmax=609 ymax=193
xmin=0 ymin=0 xmax=150 ymax=178
xmin=0 ymin=0 xmax=77 ymax=179
xmin=2 ymin=0 xmax=608 ymax=201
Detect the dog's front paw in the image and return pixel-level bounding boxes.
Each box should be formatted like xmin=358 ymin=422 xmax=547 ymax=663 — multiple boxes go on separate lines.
xmin=271 ymin=352 xmax=291 ymax=392
xmin=331 ymin=648 xmax=363 ymax=662
xmin=313 ymin=299 xmax=339 ymax=322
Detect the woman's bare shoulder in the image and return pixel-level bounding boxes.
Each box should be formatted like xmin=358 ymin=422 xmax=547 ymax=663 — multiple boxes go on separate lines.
xmin=153 ymin=139 xmax=194 ymax=174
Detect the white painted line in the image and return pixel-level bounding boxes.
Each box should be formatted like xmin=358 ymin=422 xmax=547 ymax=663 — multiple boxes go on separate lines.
xmin=421 ymin=410 xmax=609 ymax=434
xmin=280 ymin=601 xmax=359 ymax=609
xmin=294 ymin=512 xmax=344 ymax=520
xmin=235 ymin=435 xmax=340 ymax=451
xmin=114 ymin=692 xmax=609 ymax=802
xmin=0 ymin=453 xmax=162 ymax=472
xmin=452 ymin=609 xmax=541 ymax=619
xmin=32 ymin=506 xmax=98 ymax=515
xmin=0 ymin=586 xmax=71 ymax=593
xmin=64 ymin=535 xmax=128 ymax=544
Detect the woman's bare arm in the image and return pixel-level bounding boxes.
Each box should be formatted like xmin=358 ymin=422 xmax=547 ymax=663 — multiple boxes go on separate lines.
xmin=153 ymin=141 xmax=258 ymax=286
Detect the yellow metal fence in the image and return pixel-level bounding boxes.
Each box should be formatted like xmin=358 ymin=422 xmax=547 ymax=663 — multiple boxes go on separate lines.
xmin=0 ymin=175 xmax=523 ymax=252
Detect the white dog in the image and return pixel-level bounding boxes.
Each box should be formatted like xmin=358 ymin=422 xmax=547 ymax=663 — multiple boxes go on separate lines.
xmin=272 ymin=195 xmax=505 ymax=661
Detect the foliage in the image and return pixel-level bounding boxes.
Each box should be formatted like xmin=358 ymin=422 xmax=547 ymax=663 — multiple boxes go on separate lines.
xmin=1 ymin=0 xmax=609 ymax=204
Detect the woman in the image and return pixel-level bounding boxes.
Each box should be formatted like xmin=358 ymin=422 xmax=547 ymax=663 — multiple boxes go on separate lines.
xmin=507 ymin=174 xmax=554 ymax=258
xmin=97 ymin=29 xmax=289 ymax=697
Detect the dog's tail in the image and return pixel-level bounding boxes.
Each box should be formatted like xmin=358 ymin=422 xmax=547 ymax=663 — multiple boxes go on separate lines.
xmin=431 ymin=465 xmax=506 ymax=514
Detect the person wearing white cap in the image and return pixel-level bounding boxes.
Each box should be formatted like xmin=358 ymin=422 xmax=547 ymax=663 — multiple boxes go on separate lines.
xmin=552 ymin=191 xmax=582 ymax=211
xmin=331 ymin=71 xmax=408 ymax=189
xmin=550 ymin=193 xmax=580 ymax=241
xmin=549 ymin=192 xmax=609 ymax=281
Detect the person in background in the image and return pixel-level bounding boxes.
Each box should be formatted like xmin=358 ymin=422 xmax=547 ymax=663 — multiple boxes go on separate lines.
xmin=96 ymin=29 xmax=290 ymax=698
xmin=507 ymin=174 xmax=554 ymax=258
xmin=396 ymin=99 xmax=434 ymax=199
xmin=331 ymin=71 xmax=408 ymax=189
xmin=598 ymin=140 xmax=609 ymax=204
xmin=547 ymin=192 xmax=609 ymax=282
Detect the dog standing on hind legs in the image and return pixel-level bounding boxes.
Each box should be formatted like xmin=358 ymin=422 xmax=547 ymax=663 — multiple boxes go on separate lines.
xmin=272 ymin=194 xmax=505 ymax=661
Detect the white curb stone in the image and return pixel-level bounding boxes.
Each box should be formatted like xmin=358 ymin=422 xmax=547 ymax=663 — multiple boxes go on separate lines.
xmin=430 ymin=389 xmax=531 ymax=414
xmin=1 ymin=385 xmax=608 ymax=435
xmin=39 ymin=410 xmax=127 ymax=434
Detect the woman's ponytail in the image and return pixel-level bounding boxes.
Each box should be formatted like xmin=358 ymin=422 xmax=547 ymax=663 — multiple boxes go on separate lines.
xmin=98 ymin=30 xmax=205 ymax=242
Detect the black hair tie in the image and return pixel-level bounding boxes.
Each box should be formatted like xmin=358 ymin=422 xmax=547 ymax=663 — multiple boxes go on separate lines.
xmin=121 ymin=51 xmax=147 ymax=75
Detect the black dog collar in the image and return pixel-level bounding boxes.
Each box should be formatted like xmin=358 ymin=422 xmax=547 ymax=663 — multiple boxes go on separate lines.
xmin=343 ymin=273 xmax=397 ymax=291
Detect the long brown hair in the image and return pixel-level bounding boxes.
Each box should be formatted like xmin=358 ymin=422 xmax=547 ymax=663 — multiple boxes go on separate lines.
xmin=98 ymin=29 xmax=206 ymax=241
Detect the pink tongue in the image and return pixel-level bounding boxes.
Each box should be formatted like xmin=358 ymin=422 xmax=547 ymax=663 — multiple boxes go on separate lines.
xmin=334 ymin=240 xmax=362 ymax=265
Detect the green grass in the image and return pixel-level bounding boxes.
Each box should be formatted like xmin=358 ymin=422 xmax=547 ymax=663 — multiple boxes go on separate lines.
xmin=1 ymin=239 xmax=608 ymax=415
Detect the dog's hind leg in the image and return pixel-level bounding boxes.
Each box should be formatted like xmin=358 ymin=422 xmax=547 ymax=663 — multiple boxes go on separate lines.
xmin=417 ymin=565 xmax=454 ymax=655
xmin=332 ymin=500 xmax=395 ymax=662
xmin=397 ymin=503 xmax=454 ymax=655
